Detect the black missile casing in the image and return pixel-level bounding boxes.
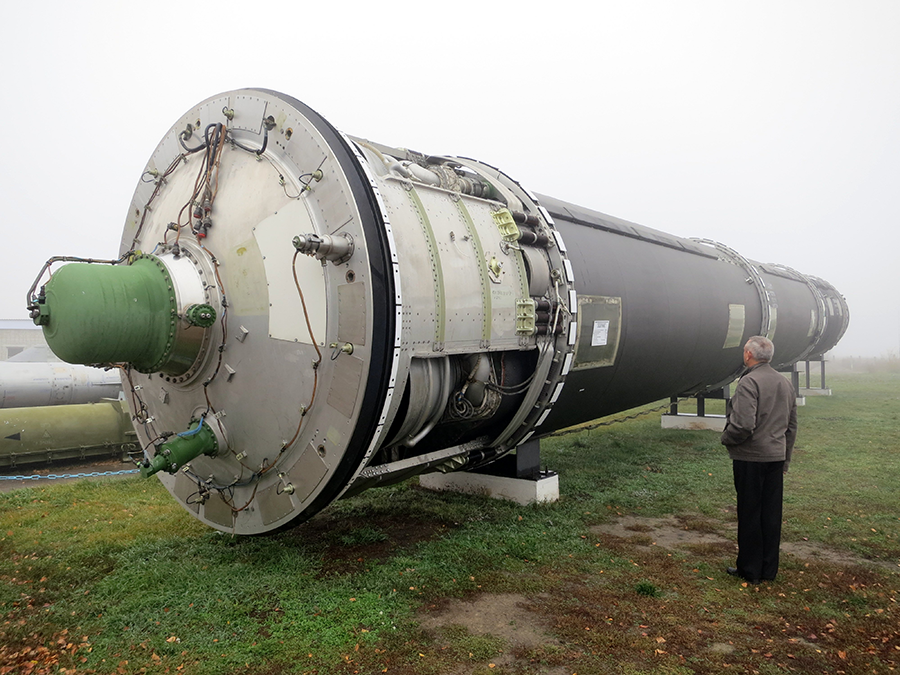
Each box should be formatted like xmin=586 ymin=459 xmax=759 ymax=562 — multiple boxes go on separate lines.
xmin=535 ymin=194 xmax=848 ymax=432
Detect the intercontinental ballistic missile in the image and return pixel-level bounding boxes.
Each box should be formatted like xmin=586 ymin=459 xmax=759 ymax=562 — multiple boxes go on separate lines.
xmin=0 ymin=399 xmax=137 ymax=469
xmin=27 ymin=89 xmax=848 ymax=534
xmin=0 ymin=361 xmax=122 ymax=409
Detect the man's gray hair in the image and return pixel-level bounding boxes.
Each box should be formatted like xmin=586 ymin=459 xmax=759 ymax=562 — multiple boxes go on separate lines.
xmin=745 ymin=335 xmax=775 ymax=363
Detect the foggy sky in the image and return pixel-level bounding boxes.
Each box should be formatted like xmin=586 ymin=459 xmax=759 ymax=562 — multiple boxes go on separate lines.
xmin=2 ymin=1 xmax=898 ymax=357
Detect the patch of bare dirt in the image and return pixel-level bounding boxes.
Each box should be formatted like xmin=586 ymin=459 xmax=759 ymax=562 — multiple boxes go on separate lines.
xmin=418 ymin=593 xmax=571 ymax=675
xmin=590 ymin=514 xmax=900 ymax=572
xmin=780 ymin=540 xmax=899 ymax=571
xmin=419 ymin=593 xmax=557 ymax=648
xmin=590 ymin=515 xmax=731 ymax=552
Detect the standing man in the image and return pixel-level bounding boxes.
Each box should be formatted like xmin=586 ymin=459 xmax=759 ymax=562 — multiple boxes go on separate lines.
xmin=721 ymin=335 xmax=797 ymax=584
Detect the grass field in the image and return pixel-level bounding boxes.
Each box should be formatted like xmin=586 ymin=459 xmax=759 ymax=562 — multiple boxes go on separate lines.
xmin=2 ymin=371 xmax=898 ymax=674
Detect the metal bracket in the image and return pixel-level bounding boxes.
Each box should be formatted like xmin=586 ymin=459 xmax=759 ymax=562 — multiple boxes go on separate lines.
xmin=692 ymin=238 xmax=776 ymax=339
xmin=769 ymin=264 xmax=828 ymax=362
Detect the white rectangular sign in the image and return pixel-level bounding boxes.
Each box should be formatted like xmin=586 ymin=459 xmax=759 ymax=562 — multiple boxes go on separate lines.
xmin=591 ymin=319 xmax=610 ymax=347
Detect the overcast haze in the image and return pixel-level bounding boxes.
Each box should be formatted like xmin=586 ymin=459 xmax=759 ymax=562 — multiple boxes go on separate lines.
xmin=2 ymin=1 xmax=897 ymax=357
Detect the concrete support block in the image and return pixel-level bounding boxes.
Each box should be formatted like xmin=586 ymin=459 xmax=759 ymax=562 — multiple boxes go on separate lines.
xmin=419 ymin=470 xmax=559 ymax=506
xmin=800 ymin=388 xmax=832 ymax=396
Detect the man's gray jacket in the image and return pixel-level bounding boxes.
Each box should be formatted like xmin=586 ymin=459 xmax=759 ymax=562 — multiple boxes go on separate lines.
xmin=721 ymin=362 xmax=798 ymax=467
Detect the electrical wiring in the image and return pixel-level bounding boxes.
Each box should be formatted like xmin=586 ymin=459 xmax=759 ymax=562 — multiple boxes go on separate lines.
xmin=486 ymin=375 xmax=536 ymax=396
xmin=197 ymin=243 xmax=228 ymax=380
xmin=272 ymin=249 xmax=323 ymax=457
xmin=181 ymin=123 xmax=228 ymax=242
xmin=298 ymin=156 xmax=327 ymax=191
xmin=231 ymin=133 xmax=319 ymax=200
xmin=203 ymin=246 xmax=325 ymax=507
xmin=177 ymin=415 xmax=206 ymax=438
xmin=229 ymin=125 xmax=268 ymax=156
xmin=115 ymin=364 xmax=174 ymax=467
xmin=30 ymin=113 xmax=337 ymax=520
xmin=177 ymin=126 xmax=209 ymax=155
xmin=137 ymin=123 xmax=285 ymax=506
xmin=483 ymin=351 xmax=536 ymax=396
xmin=129 ymin=152 xmax=188 ymax=251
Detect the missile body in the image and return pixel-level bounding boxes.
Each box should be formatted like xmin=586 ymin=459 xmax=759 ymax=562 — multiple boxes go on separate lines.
xmin=0 ymin=362 xmax=122 ymax=409
xmin=0 ymin=399 xmax=136 ymax=469
xmin=28 ymin=89 xmax=848 ymax=533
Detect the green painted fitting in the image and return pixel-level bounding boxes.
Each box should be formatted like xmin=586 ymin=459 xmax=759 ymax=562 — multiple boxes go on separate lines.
xmin=140 ymin=419 xmax=219 ymax=478
xmin=184 ymin=303 xmax=217 ymax=328
xmin=516 ymin=298 xmax=537 ymax=336
xmin=37 ymin=257 xmax=178 ymax=372
xmin=491 ymin=209 xmax=520 ymax=242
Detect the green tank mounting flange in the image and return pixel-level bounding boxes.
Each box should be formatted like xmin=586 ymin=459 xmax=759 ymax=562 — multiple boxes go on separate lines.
xmin=140 ymin=419 xmax=219 ymax=478
xmin=34 ymin=256 xmax=178 ymax=373
xmin=184 ymin=303 xmax=217 ymax=328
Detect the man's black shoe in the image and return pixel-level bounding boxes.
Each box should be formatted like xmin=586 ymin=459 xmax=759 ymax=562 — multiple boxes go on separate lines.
xmin=726 ymin=567 xmax=760 ymax=584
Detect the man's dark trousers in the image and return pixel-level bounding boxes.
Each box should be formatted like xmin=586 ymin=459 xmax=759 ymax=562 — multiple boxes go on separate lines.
xmin=733 ymin=459 xmax=784 ymax=581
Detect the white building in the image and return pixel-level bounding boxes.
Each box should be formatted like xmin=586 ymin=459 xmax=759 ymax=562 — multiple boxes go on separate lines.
xmin=0 ymin=319 xmax=49 ymax=360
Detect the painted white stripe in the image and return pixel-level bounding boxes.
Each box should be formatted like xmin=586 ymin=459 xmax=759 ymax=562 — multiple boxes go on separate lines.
xmin=540 ymin=206 xmax=556 ymax=228
xmin=552 ymin=228 xmax=566 ymax=251
xmin=550 ymin=382 xmax=565 ymax=404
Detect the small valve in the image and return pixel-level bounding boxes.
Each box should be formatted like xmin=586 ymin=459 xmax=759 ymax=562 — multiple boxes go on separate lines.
xmin=292 ymin=232 xmax=354 ymax=264
xmin=277 ymin=472 xmax=296 ymax=495
xmin=487 ymin=256 xmax=504 ymax=282
xmin=329 ymin=342 xmax=354 ymax=356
